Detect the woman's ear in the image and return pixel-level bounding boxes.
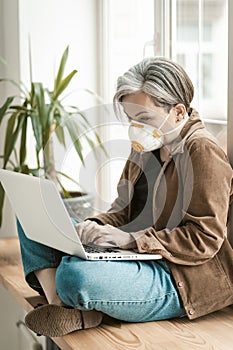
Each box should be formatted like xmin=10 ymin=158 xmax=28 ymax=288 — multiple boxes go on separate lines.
xmin=174 ymin=104 xmax=186 ymax=122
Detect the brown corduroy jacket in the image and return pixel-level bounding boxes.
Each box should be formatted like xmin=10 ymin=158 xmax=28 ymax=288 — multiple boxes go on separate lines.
xmin=90 ymin=110 xmax=233 ymax=319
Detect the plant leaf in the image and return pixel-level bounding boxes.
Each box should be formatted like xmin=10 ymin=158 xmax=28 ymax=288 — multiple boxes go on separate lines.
xmin=0 ymin=97 xmax=14 ymax=125
xmin=0 ymin=183 xmax=5 ymax=227
xmin=3 ymin=112 xmax=25 ymax=168
xmin=9 ymin=104 xmax=30 ymax=112
xmin=55 ymin=170 xmax=81 ymax=188
xmin=76 ymin=110 xmax=91 ymax=127
xmin=0 ymin=155 xmax=16 ymax=168
xmin=65 ymin=118 xmax=84 ymax=164
xmin=33 ymin=82 xmax=48 ymax=129
xmin=84 ymin=133 xmax=96 ymax=151
xmin=3 ymin=111 xmax=18 ymax=167
xmin=55 ymin=170 xmax=85 ymax=197
xmin=54 ymin=46 xmax=69 ymax=93
xmin=94 ymin=131 xmax=108 ymax=156
xmin=30 ymin=111 xmax=42 ymax=151
xmin=53 ymin=70 xmax=77 ymax=101
xmin=54 ymin=175 xmax=71 ymax=198
xmin=19 ymin=115 xmax=27 ymax=165
xmin=54 ymin=125 xmax=66 ymax=147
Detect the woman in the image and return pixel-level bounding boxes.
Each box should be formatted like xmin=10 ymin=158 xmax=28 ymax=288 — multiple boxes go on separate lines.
xmin=19 ymin=57 xmax=233 ymax=337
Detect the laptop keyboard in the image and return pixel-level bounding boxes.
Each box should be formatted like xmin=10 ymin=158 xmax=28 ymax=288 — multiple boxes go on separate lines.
xmin=83 ymin=243 xmax=119 ymax=254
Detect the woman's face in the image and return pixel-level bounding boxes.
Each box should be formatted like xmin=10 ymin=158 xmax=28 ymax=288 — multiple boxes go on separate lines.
xmin=121 ymin=92 xmax=186 ymax=134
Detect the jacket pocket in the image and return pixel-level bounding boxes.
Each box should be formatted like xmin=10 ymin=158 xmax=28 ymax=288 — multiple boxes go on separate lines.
xmin=170 ymin=255 xmax=232 ymax=319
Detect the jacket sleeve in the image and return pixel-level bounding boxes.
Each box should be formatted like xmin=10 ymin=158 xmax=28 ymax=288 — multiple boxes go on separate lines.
xmin=131 ymin=140 xmax=233 ymax=265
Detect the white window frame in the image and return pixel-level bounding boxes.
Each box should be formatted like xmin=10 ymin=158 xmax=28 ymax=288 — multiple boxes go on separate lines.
xmin=153 ymin=0 xmax=172 ymax=57
xmin=96 ymin=0 xmax=111 ymax=210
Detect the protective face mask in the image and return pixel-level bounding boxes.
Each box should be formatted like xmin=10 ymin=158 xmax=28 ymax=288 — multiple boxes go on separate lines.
xmin=128 ymin=111 xmax=188 ymax=153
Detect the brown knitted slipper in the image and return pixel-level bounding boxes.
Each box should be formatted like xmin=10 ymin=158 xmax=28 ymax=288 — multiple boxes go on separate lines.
xmin=25 ymin=304 xmax=103 ymax=337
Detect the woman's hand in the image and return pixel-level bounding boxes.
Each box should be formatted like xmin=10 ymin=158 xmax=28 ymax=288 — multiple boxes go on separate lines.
xmin=75 ymin=220 xmax=137 ymax=249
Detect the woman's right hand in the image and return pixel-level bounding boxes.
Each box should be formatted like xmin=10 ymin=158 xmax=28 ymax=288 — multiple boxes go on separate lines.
xmin=74 ymin=220 xmax=137 ymax=249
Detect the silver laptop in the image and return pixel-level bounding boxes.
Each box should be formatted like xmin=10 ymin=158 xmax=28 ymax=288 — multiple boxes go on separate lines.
xmin=0 ymin=169 xmax=162 ymax=261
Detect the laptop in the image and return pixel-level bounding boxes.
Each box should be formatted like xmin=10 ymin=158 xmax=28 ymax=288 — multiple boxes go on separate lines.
xmin=0 ymin=169 xmax=162 ymax=261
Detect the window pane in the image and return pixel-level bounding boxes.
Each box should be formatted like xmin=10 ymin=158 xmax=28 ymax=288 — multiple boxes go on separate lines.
xmin=101 ymin=0 xmax=154 ymax=205
xmin=108 ymin=0 xmax=154 ymax=98
xmin=173 ymin=0 xmax=228 ymax=151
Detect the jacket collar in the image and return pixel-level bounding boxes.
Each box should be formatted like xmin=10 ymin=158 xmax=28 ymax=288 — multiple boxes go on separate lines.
xmin=160 ymin=109 xmax=205 ymax=162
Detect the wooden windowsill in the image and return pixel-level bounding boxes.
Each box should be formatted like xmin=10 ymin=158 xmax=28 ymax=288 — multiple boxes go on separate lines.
xmin=0 ymin=237 xmax=233 ymax=350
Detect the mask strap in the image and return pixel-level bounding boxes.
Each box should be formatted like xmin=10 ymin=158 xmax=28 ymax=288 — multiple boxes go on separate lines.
xmin=157 ymin=109 xmax=172 ymax=131
xmin=163 ymin=113 xmax=189 ymax=135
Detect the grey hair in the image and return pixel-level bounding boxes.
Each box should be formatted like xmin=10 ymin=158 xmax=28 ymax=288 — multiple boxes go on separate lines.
xmin=113 ymin=57 xmax=194 ymax=118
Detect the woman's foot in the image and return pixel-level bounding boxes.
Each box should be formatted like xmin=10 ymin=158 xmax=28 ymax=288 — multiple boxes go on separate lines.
xmin=25 ymin=304 xmax=103 ymax=337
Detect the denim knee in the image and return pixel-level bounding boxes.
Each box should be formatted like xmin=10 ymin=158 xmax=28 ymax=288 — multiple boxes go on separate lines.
xmin=56 ymin=256 xmax=96 ymax=309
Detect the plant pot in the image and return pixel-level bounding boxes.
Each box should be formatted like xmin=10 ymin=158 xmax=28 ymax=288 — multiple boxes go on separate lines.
xmin=62 ymin=192 xmax=94 ymax=221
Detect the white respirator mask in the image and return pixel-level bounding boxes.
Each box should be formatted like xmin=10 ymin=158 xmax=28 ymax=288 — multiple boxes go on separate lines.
xmin=128 ymin=111 xmax=188 ymax=153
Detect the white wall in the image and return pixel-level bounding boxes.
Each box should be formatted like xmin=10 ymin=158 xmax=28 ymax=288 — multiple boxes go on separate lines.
xmin=18 ymin=0 xmax=98 ymax=109
xmin=0 ymin=0 xmax=21 ymax=236
xmin=0 ymin=0 xmax=99 ymax=236
xmin=0 ymin=2 xmax=99 ymax=349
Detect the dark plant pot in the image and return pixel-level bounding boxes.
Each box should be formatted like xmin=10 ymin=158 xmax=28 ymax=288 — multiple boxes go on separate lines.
xmin=62 ymin=192 xmax=94 ymax=221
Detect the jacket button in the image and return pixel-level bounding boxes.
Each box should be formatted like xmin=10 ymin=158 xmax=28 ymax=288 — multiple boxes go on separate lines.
xmin=189 ymin=309 xmax=195 ymax=315
xmin=178 ymin=281 xmax=184 ymax=288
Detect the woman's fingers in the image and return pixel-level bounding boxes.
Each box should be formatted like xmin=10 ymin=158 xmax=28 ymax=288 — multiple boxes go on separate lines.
xmin=75 ymin=220 xmax=98 ymax=239
xmin=75 ymin=221 xmax=108 ymax=245
xmin=75 ymin=221 xmax=134 ymax=248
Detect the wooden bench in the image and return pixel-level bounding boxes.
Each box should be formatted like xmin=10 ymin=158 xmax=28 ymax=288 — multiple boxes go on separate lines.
xmin=1 ymin=237 xmax=233 ymax=350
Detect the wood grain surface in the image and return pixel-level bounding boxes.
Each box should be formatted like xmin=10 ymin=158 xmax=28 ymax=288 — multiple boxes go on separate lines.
xmin=0 ymin=237 xmax=233 ymax=350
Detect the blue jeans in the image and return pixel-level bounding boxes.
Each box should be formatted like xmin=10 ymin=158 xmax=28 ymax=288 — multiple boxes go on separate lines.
xmin=17 ymin=221 xmax=186 ymax=322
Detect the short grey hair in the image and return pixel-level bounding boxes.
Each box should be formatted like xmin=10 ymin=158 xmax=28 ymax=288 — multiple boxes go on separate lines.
xmin=113 ymin=57 xmax=194 ymax=118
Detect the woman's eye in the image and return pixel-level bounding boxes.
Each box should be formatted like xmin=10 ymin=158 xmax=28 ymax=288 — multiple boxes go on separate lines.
xmin=140 ymin=117 xmax=150 ymax=122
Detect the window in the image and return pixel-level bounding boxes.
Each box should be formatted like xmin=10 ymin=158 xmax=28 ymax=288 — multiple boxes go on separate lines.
xmin=172 ymin=0 xmax=228 ymax=151
xmin=98 ymin=0 xmax=229 ymax=205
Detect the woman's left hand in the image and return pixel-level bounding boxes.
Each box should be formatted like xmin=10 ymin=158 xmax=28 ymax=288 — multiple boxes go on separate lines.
xmin=75 ymin=220 xmax=137 ymax=249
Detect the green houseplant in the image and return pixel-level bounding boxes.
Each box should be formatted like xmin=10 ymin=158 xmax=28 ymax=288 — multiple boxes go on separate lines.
xmin=0 ymin=46 xmax=104 ymax=226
